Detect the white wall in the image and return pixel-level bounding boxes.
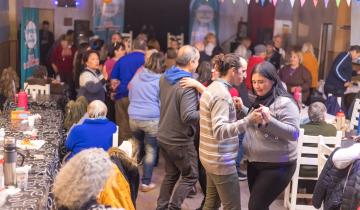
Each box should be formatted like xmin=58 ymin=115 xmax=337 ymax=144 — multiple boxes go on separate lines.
xmin=22 ymin=0 xmax=93 ymax=39
xmin=219 ymin=0 xmax=248 ymax=52
xmin=351 ymin=1 xmax=360 ymax=46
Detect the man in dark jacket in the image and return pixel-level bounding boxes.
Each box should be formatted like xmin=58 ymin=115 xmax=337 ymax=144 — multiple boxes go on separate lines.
xmin=324 ymin=45 xmax=360 ymax=97
xmin=156 ymin=45 xmax=200 ymax=210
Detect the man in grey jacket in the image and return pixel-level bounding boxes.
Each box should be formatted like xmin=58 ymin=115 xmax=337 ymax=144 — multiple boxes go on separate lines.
xmin=156 ymin=45 xmax=200 ymax=210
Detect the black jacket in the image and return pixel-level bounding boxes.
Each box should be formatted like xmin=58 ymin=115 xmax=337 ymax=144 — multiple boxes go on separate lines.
xmin=313 ymin=148 xmax=360 ymax=210
xmin=157 ymin=76 xmax=199 ymax=146
xmin=324 ymin=52 xmax=354 ymax=96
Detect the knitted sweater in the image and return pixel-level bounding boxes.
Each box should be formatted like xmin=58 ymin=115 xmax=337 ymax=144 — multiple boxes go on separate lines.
xmin=199 ymin=80 xmax=249 ymax=175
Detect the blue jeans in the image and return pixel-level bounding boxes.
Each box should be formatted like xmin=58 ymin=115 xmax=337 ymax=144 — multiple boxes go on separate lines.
xmin=236 ymin=133 xmax=245 ymax=172
xmin=129 ymin=119 xmax=158 ymax=185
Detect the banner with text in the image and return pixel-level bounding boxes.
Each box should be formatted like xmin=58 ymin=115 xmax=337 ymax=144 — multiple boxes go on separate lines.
xmin=21 ymin=7 xmax=40 ymax=88
xmin=93 ymin=0 xmax=125 ymax=41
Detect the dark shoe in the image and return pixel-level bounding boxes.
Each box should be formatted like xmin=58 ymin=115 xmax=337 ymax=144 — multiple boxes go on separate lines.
xmin=238 ymin=171 xmax=247 ymax=181
xmin=187 ymin=186 xmax=197 ymax=198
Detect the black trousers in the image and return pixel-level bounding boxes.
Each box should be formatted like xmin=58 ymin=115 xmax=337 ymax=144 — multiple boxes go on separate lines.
xmin=157 ymin=142 xmax=198 ymax=210
xmin=247 ymin=161 xmax=296 ymax=210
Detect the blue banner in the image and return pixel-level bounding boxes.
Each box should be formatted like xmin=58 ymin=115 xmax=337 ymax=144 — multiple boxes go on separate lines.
xmin=189 ymin=0 xmax=219 ymax=44
xmin=93 ymin=0 xmax=125 ymax=41
xmin=20 ymin=8 xmax=40 ymax=88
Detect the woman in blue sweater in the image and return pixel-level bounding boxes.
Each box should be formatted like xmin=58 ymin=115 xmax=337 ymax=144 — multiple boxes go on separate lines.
xmin=128 ymin=51 xmax=165 ymax=192
xmin=65 ymin=100 xmax=117 ymax=160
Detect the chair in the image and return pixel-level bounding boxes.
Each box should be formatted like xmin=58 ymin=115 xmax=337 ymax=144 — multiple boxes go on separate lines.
xmin=284 ymin=129 xmax=342 ymax=210
xmin=350 ymin=98 xmax=360 ymax=130
xmin=112 ymin=126 xmax=119 ymax=147
xmin=317 ymin=139 xmax=334 ymax=176
xmin=167 ymin=32 xmax=184 ymax=48
xmin=112 ymin=126 xmax=132 ymax=158
xmin=24 ymin=82 xmax=50 ymax=96
xmin=121 ymin=31 xmax=133 ymax=51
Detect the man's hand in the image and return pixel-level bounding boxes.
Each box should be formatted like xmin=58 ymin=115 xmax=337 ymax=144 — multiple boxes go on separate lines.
xmin=233 ymin=97 xmax=243 ymax=110
xmin=110 ymin=79 xmax=120 ymax=90
xmin=344 ymin=81 xmax=352 ymax=88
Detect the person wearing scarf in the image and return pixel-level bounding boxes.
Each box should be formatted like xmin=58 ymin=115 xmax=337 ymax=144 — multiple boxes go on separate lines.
xmin=243 ymin=61 xmax=300 ymax=210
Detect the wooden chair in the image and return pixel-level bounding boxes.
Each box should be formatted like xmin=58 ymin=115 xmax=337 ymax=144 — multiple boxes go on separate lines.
xmin=284 ymin=129 xmax=341 ymax=210
xmin=24 ymin=82 xmax=50 ymax=96
xmin=112 ymin=126 xmax=132 ymax=158
xmin=350 ymin=98 xmax=360 ymax=130
xmin=167 ymin=32 xmax=184 ymax=48
xmin=284 ymin=129 xmax=319 ymax=210
xmin=121 ymin=31 xmax=133 ymax=52
xmin=317 ymin=139 xmax=334 ymax=176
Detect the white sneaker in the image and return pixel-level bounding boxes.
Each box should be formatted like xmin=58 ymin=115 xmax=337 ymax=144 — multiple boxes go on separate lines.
xmin=140 ymin=183 xmax=156 ymax=192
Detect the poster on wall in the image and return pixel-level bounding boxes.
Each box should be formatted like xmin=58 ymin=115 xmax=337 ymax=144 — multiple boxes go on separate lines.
xmin=21 ymin=7 xmax=40 ymax=88
xmin=93 ymin=0 xmax=125 ymax=41
xmin=189 ymin=0 xmax=219 ymax=44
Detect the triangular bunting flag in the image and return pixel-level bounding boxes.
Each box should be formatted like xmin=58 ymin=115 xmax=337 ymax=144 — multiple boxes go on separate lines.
xmin=255 ymin=0 xmax=259 ymax=3
xmin=300 ymin=0 xmax=306 ymax=6
xmin=336 ymin=0 xmax=341 ymax=7
xmin=346 ymin=0 xmax=351 ymax=6
xmin=324 ymin=0 xmax=329 ymax=7
xmin=260 ymin=0 xmax=266 ymax=6
xmin=273 ymin=0 xmax=278 ymax=5
xmin=313 ymin=0 xmax=318 ymax=7
xmin=290 ymin=0 xmax=295 ymax=7
xmin=246 ymin=0 xmax=251 ymax=4
xmin=232 ymin=0 xmax=237 ymax=4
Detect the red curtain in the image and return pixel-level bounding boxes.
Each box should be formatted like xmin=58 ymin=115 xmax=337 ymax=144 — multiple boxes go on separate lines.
xmin=247 ymin=0 xmax=275 ymax=44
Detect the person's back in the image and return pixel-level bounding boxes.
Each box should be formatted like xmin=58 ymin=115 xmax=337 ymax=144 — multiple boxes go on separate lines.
xmin=157 ymin=67 xmax=199 ymax=145
xmin=65 ymin=118 xmax=116 ymax=159
xmin=128 ymin=67 xmax=161 ymax=120
xmin=156 ymin=45 xmax=200 ymax=210
xmin=324 ymin=51 xmax=353 ymax=96
xmin=111 ymin=51 xmax=145 ymax=100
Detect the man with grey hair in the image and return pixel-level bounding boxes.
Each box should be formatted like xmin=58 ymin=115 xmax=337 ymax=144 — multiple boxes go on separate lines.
xmin=65 ymin=100 xmax=117 ymax=160
xmin=301 ymin=102 xmax=337 ymax=136
xmin=156 ymin=45 xmax=200 ymax=210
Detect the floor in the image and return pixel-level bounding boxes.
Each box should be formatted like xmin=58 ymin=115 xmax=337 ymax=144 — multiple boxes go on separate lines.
xmin=136 ymin=155 xmax=287 ymax=210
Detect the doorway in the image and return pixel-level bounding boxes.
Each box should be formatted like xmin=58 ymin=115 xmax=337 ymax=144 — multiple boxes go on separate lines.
xmin=39 ymin=9 xmax=54 ymax=33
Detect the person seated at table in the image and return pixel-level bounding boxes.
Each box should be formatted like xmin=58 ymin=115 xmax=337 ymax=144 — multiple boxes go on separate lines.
xmin=65 ymin=100 xmax=116 ymax=160
xmin=25 ymin=65 xmax=65 ymax=95
xmin=279 ymin=48 xmax=312 ymax=103
xmin=313 ymin=143 xmax=360 ymax=210
xmin=301 ymin=102 xmax=337 ymax=137
xmin=53 ymin=148 xmax=133 ymax=210
xmin=0 ymin=67 xmax=19 ymax=101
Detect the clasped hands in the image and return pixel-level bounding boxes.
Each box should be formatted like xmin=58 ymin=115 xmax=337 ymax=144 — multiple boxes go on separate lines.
xmin=233 ymin=97 xmax=271 ymax=126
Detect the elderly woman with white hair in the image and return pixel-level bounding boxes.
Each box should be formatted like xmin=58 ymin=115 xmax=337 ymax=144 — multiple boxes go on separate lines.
xmin=301 ymin=102 xmax=337 ymax=136
xmin=65 ymin=100 xmax=117 ymax=160
xmin=53 ymin=148 xmax=116 ymax=210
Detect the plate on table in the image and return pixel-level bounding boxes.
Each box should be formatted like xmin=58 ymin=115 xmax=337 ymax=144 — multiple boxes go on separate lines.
xmin=17 ymin=139 xmax=45 ymax=150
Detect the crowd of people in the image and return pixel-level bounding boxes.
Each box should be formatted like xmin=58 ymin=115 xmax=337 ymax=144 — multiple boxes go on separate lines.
xmin=2 ymin=20 xmax=360 ymax=210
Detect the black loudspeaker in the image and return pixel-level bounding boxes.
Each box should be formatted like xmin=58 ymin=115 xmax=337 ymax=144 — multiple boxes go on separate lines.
xmin=74 ymin=20 xmax=90 ymax=47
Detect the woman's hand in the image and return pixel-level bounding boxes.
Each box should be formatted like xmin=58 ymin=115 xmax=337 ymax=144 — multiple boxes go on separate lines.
xmin=233 ymin=97 xmax=243 ymax=110
xmin=258 ymin=105 xmax=271 ymax=124
xmin=110 ymin=79 xmax=120 ymax=90
xmin=248 ymin=111 xmax=263 ymax=124
xmin=180 ymin=77 xmax=206 ymax=94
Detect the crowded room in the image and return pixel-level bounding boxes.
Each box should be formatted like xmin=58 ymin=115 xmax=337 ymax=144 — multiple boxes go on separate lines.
xmin=0 ymin=0 xmax=360 ymax=209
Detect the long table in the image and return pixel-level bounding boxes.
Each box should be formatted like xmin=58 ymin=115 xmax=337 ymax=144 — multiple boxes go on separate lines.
xmin=0 ymin=99 xmax=65 ymax=210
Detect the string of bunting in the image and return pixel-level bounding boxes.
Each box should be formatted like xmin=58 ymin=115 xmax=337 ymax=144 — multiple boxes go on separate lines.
xmin=219 ymin=0 xmax=360 ymax=7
